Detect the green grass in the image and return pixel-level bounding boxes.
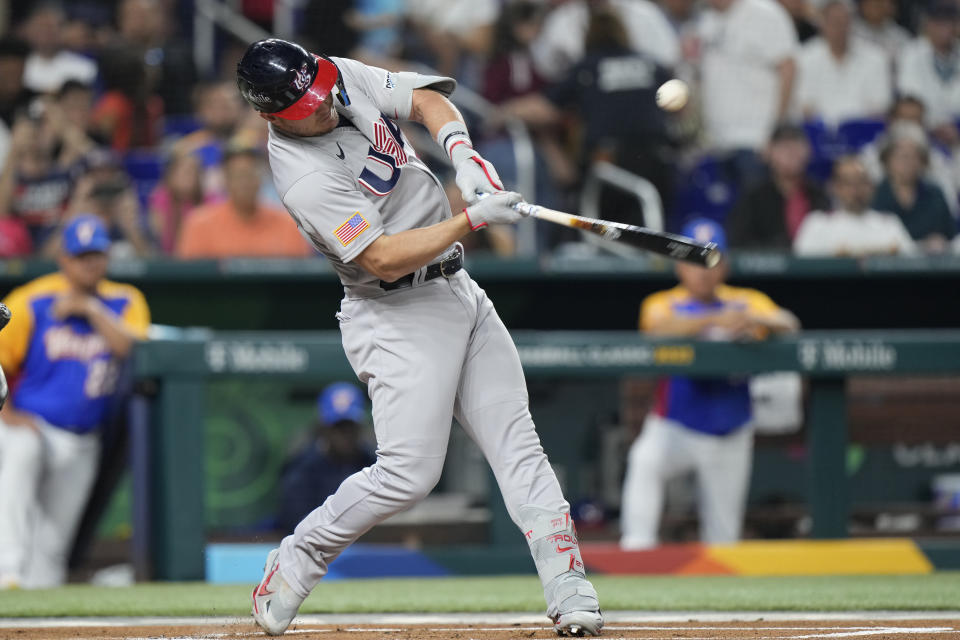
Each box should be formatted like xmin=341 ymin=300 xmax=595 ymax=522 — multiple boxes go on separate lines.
xmin=1 ymin=573 xmax=959 ymax=618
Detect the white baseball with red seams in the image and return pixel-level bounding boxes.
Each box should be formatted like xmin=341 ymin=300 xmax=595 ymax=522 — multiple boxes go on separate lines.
xmin=257 ymin=55 xmax=602 ymax=636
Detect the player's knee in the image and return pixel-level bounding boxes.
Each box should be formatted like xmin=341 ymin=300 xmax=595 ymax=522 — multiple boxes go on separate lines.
xmin=376 ymin=456 xmax=444 ymax=503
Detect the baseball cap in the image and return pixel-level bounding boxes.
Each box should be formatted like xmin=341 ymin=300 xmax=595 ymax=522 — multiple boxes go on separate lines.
xmin=62 ymin=215 xmax=110 ymax=256
xmin=317 ymin=382 xmax=366 ymax=425
xmin=681 ymin=218 xmax=728 ymax=252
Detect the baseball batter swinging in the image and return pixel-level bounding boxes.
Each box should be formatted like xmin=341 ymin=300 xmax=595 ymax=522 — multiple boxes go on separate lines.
xmin=236 ymin=39 xmax=603 ymax=637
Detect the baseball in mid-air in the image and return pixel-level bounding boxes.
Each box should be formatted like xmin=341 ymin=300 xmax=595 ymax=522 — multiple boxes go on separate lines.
xmin=656 ymin=79 xmax=689 ymax=112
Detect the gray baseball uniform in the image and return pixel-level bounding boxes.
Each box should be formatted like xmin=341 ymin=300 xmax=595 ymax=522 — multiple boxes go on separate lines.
xmin=267 ymin=57 xmax=599 ymax=626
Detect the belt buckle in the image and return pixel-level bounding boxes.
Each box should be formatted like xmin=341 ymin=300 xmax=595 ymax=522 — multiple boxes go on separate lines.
xmin=439 ymin=247 xmax=461 ymax=278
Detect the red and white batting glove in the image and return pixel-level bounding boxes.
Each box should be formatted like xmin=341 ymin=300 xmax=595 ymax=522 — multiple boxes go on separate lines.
xmin=463 ymin=191 xmax=524 ymax=230
xmin=437 ymin=121 xmax=504 ymax=204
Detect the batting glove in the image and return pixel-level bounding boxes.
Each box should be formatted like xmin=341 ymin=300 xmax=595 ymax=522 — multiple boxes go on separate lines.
xmin=437 ymin=121 xmax=504 ymax=204
xmin=463 ymin=191 xmax=525 ymax=230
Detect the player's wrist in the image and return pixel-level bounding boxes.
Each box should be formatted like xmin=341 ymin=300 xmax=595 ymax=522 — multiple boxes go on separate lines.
xmin=437 ymin=121 xmax=473 ymax=165
xmin=463 ymin=207 xmax=486 ymax=231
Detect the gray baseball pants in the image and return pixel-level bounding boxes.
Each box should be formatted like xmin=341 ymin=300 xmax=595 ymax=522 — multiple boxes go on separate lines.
xmin=278 ymin=270 xmax=567 ymax=596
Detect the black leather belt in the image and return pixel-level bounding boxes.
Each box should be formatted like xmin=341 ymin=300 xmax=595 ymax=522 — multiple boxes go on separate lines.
xmin=380 ymin=249 xmax=463 ymax=291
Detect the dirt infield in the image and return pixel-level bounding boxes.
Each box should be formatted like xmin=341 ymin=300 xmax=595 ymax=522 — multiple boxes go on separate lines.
xmin=1 ymin=617 xmax=958 ymax=640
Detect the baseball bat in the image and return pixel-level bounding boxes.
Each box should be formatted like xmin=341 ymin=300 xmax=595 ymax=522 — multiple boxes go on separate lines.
xmin=512 ymin=201 xmax=722 ymax=268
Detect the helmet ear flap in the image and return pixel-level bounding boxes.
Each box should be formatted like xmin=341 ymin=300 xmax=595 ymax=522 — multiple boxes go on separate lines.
xmin=319 ymin=55 xmax=351 ymax=107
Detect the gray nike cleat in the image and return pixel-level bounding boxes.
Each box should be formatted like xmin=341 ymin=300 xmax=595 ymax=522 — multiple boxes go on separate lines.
xmin=251 ymin=548 xmax=305 ymax=635
xmin=554 ymin=609 xmax=604 ymax=636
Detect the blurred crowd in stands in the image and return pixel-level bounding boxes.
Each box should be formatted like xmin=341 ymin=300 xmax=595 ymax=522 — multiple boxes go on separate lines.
xmin=0 ymin=0 xmax=958 ymax=259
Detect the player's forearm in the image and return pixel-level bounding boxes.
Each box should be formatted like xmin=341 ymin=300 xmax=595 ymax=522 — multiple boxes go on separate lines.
xmin=410 ymin=88 xmax=466 ymax=141
xmin=643 ymin=315 xmax=716 ymax=336
xmin=85 ymin=299 xmax=139 ymax=357
xmin=757 ymin=309 xmax=801 ymax=334
xmin=355 ymin=214 xmax=473 ymax=282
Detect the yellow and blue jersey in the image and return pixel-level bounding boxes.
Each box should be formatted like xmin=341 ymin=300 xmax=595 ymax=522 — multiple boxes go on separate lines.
xmin=641 ymin=284 xmax=783 ymax=436
xmin=0 ymin=272 xmax=149 ymax=433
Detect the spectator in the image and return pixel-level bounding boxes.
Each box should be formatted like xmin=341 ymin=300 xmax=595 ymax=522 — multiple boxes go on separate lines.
xmin=779 ymin=0 xmax=820 ymax=42
xmin=853 ymin=0 xmax=912 ymax=64
xmin=66 ymin=150 xmax=154 ymax=258
xmin=175 ymin=146 xmax=313 ymax=259
xmin=482 ymin=1 xmax=548 ymax=104
xmin=696 ymin=0 xmax=799 ymax=189
xmin=20 ymin=3 xmax=98 ymax=95
xmin=276 ymin=382 xmax=377 ymax=533
xmin=896 ymin=0 xmax=960 ymax=141
xmin=620 ymin=218 xmax=799 ymax=549
xmin=56 ymin=80 xmax=96 ymax=140
xmin=502 ymin=8 xmax=675 ymax=225
xmin=726 ymin=123 xmax=829 ymax=250
xmin=794 ymin=155 xmax=915 ymax=255
xmin=0 ymin=97 xmax=93 ymax=252
xmin=116 ymin=0 xmax=197 ymax=116
xmin=148 ymin=151 xmax=217 ymax=256
xmin=404 ymin=0 xmax=501 ymax=78
xmin=90 ymin=44 xmax=163 ymax=151
xmin=660 ymin=0 xmax=701 ymax=35
xmin=0 ymin=215 xmax=150 ymax=589
xmin=346 ymin=0 xmax=405 ymax=65
xmin=531 ymin=0 xmax=680 ymax=81
xmin=872 ymin=121 xmax=957 ymax=252
xmin=795 ymin=0 xmax=891 ymax=128
xmin=173 ymin=81 xmax=252 ymax=196
xmin=0 ymin=37 xmax=33 ymax=137
xmin=860 ymin=95 xmax=960 ymax=217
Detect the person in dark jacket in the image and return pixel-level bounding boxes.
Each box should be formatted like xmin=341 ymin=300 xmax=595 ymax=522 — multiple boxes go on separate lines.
xmin=276 ymin=383 xmax=376 ymax=533
xmin=726 ymin=123 xmax=829 ymax=250
xmin=871 ymin=121 xmax=956 ymax=253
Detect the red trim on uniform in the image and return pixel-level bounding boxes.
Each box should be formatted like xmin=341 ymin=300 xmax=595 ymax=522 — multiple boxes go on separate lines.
xmin=463 ymin=207 xmax=486 ymax=231
xmin=471 ymin=156 xmax=504 ymax=190
xmin=272 ymin=56 xmax=339 ymax=120
xmin=448 ymin=139 xmax=471 ymax=160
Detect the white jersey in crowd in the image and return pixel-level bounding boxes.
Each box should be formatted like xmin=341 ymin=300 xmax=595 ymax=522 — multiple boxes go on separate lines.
xmin=795 ymin=36 xmax=891 ymax=128
xmin=267 ymin=57 xmax=457 ymax=298
xmin=698 ymin=0 xmax=798 ymax=151
xmin=23 ymin=51 xmax=98 ymax=94
xmin=897 ymin=37 xmax=960 ymax=128
xmin=531 ymin=0 xmax=680 ymax=81
xmin=852 ymin=17 xmax=912 ymax=64
xmin=793 ymin=208 xmax=917 ymax=257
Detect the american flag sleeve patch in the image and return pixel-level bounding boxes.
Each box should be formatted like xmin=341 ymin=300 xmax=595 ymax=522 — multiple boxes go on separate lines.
xmin=333 ymin=212 xmax=370 ymax=246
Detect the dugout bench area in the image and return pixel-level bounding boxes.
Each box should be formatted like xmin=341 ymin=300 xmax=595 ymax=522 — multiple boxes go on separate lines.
xmin=132 ymin=329 xmax=960 ymax=580
xmin=4 ymin=254 xmax=960 ymax=580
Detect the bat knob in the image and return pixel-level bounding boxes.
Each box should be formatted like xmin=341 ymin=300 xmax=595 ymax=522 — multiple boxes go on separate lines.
xmin=702 ymin=243 xmax=722 ymax=269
